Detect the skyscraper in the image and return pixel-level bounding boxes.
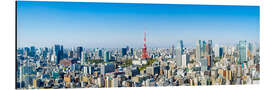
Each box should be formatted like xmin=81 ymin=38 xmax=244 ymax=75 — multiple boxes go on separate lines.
xmin=81 ymin=51 xmax=87 ymax=65
xmin=54 ymin=45 xmax=63 ymax=64
xmin=104 ymin=50 xmax=110 ymax=62
xmin=248 ymin=42 xmax=256 ymax=58
xmin=200 ymin=58 xmax=208 ymax=72
xmin=207 ymin=56 xmax=212 ymax=70
xmin=214 ymin=44 xmax=219 ymax=57
xmin=30 ymin=46 xmax=36 ymax=57
xmin=101 ymin=63 xmax=115 ymax=75
xmin=176 ymin=40 xmax=184 ymax=67
xmin=19 ymin=65 xmax=24 ymax=88
xmin=179 ymin=40 xmax=184 ymax=54
xmin=239 ymin=40 xmax=247 ymax=64
xmin=171 ymin=45 xmax=175 ymax=58
xmin=77 ymin=46 xmax=83 ymax=59
xmin=130 ymin=48 xmax=134 ymax=56
xmin=207 ymin=40 xmax=213 ymax=69
xmin=208 ymin=40 xmax=213 ymax=56
xmin=219 ymin=47 xmax=224 ymax=58
xmin=196 ymin=40 xmax=201 ymax=60
xmin=121 ymin=48 xmax=127 ymax=56
xmin=68 ymin=51 xmax=73 ymax=58
xmin=182 ymin=53 xmax=190 ymax=67
xmin=201 ymin=41 xmax=205 ymax=57
xmin=42 ymin=47 xmax=48 ymax=60
xmin=24 ymin=47 xmax=30 ymax=57
xmin=98 ymin=49 xmax=103 ymax=58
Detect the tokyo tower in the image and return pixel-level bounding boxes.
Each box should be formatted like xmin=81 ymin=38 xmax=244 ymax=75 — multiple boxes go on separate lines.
xmin=142 ymin=32 xmax=149 ymax=59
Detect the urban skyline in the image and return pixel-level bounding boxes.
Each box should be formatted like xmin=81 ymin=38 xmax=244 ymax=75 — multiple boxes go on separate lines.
xmin=17 ymin=1 xmax=259 ymax=48
xmin=16 ymin=1 xmax=260 ymax=89
xmin=16 ymin=39 xmax=260 ymax=88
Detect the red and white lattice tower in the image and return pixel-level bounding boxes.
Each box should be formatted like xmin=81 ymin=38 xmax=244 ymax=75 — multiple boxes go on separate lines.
xmin=142 ymin=32 xmax=149 ymax=59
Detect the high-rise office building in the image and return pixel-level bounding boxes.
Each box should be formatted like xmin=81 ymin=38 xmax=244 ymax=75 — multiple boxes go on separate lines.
xmin=239 ymin=40 xmax=247 ymax=64
xmin=30 ymin=46 xmax=36 ymax=57
xmin=24 ymin=47 xmax=30 ymax=57
xmin=214 ymin=45 xmax=220 ymax=57
xmin=248 ymin=42 xmax=256 ymax=57
xmin=19 ymin=65 xmax=24 ymax=88
xmin=208 ymin=40 xmax=213 ymax=56
xmin=202 ymin=40 xmax=206 ymax=57
xmin=42 ymin=47 xmax=48 ymax=60
xmin=104 ymin=50 xmax=110 ymax=62
xmin=101 ymin=63 xmax=115 ymax=75
xmin=207 ymin=40 xmax=213 ymax=69
xmin=179 ymin=40 xmax=184 ymax=54
xmin=171 ymin=45 xmax=175 ymax=58
xmin=182 ymin=53 xmax=190 ymax=67
xmin=200 ymin=58 xmax=208 ymax=72
xmin=68 ymin=50 xmax=73 ymax=58
xmin=77 ymin=46 xmax=83 ymax=59
xmin=207 ymin=56 xmax=212 ymax=70
xmin=196 ymin=40 xmax=201 ymax=60
xmin=219 ymin=47 xmax=224 ymax=58
xmin=130 ymin=48 xmax=134 ymax=56
xmin=54 ymin=45 xmax=63 ymax=64
xmin=126 ymin=46 xmax=130 ymax=53
xmin=98 ymin=49 xmax=103 ymax=57
xmin=121 ymin=48 xmax=127 ymax=56
xmin=81 ymin=51 xmax=87 ymax=65
xmin=176 ymin=40 xmax=184 ymax=67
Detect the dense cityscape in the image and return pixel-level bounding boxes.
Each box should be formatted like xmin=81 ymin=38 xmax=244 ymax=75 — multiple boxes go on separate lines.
xmin=16 ymin=32 xmax=260 ymax=89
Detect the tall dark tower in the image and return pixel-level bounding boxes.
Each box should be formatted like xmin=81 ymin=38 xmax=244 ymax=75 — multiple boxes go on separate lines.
xmin=77 ymin=46 xmax=83 ymax=59
xmin=142 ymin=32 xmax=149 ymax=59
xmin=54 ymin=45 xmax=63 ymax=64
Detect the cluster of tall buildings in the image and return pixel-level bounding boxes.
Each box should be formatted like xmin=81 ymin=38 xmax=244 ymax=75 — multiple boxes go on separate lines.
xmin=16 ymin=40 xmax=260 ymax=89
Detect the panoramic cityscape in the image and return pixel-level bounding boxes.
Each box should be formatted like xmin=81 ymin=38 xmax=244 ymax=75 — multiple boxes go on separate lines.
xmin=16 ymin=1 xmax=260 ymax=89
xmin=16 ymin=35 xmax=260 ymax=88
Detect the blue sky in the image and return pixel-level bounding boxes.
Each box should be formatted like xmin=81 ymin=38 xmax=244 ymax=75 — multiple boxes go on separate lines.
xmin=17 ymin=1 xmax=260 ymax=48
